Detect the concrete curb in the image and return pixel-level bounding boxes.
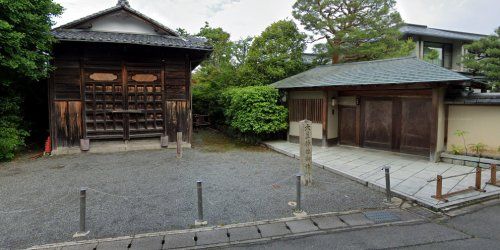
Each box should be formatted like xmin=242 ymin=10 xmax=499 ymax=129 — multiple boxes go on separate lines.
xmin=29 ymin=208 xmax=424 ymax=250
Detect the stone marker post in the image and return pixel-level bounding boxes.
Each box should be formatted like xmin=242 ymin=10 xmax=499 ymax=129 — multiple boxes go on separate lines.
xmin=299 ymin=120 xmax=313 ymax=186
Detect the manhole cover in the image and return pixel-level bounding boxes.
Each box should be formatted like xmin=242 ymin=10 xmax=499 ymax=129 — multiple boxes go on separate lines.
xmin=363 ymin=211 xmax=401 ymax=223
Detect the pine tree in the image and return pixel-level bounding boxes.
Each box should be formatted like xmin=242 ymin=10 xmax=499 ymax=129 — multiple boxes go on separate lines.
xmin=292 ymin=0 xmax=414 ymax=63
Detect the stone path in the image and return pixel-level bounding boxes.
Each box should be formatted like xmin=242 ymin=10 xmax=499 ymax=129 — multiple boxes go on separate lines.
xmin=264 ymin=141 xmax=500 ymax=210
xmin=29 ymin=208 xmax=423 ymax=250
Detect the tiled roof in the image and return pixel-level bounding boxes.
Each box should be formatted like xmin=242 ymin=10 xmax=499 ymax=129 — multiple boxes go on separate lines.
xmin=446 ymin=93 xmax=500 ymax=105
xmin=400 ymin=24 xmax=486 ymax=42
xmin=52 ymin=30 xmax=212 ymax=50
xmin=272 ymin=57 xmax=470 ymax=89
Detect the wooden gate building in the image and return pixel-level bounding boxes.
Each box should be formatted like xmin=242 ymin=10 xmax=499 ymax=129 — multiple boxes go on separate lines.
xmin=49 ymin=0 xmax=211 ymax=153
xmin=273 ymin=57 xmax=482 ymax=161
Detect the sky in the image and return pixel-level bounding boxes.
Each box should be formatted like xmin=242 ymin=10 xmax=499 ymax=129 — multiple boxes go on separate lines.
xmin=53 ymin=0 xmax=500 ymax=42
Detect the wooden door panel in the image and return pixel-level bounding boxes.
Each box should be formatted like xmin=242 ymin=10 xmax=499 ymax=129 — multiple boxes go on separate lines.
xmin=339 ymin=106 xmax=357 ymax=146
xmin=127 ymin=70 xmax=164 ymax=138
xmin=400 ymin=98 xmax=432 ymax=155
xmin=362 ymin=99 xmax=393 ymax=150
xmin=84 ymin=69 xmax=124 ymax=139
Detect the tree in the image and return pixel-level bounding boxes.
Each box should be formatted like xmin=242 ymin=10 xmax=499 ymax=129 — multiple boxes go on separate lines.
xmin=0 ymin=0 xmax=62 ymax=161
xmin=237 ymin=20 xmax=307 ymax=86
xmin=292 ymin=0 xmax=414 ymax=63
xmin=192 ymin=23 xmax=236 ymax=122
xmin=462 ymin=27 xmax=500 ymax=91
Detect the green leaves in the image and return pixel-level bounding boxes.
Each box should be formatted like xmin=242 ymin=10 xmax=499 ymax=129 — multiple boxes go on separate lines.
xmin=0 ymin=0 xmax=62 ymax=85
xmin=292 ymin=0 xmax=413 ymax=63
xmin=462 ymin=27 xmax=500 ymax=91
xmin=222 ymin=86 xmax=288 ymax=135
xmin=0 ymin=0 xmax=61 ymax=160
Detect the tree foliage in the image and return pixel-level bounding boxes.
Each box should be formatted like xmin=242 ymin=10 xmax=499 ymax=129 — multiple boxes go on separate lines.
xmin=0 ymin=0 xmax=62 ymax=86
xmin=292 ymin=0 xmax=414 ymax=63
xmin=192 ymin=20 xmax=306 ymax=136
xmin=462 ymin=27 xmax=500 ymax=91
xmin=237 ymin=20 xmax=307 ymax=86
xmin=222 ymin=86 xmax=288 ymax=136
xmin=0 ymin=0 xmax=62 ymax=161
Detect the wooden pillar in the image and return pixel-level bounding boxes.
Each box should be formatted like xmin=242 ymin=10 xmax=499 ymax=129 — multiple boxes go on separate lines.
xmin=322 ymin=89 xmax=328 ymax=147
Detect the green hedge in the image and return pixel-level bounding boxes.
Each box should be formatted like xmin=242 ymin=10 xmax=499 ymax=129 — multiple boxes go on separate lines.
xmin=222 ymin=86 xmax=288 ymax=139
xmin=0 ymin=96 xmax=28 ymax=161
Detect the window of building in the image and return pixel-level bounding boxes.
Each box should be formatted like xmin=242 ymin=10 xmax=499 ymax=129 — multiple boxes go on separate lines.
xmin=423 ymin=42 xmax=452 ymax=69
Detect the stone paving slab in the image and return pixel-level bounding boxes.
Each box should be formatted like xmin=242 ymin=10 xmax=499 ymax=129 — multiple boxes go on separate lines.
xmin=339 ymin=213 xmax=375 ymax=226
xmin=96 ymin=238 xmax=131 ymax=250
xmin=311 ymin=216 xmax=347 ymax=230
xmin=61 ymin=243 xmax=98 ymax=250
xmin=196 ymin=228 xmax=229 ymax=246
xmin=228 ymin=226 xmax=261 ymax=242
xmin=163 ymin=233 xmax=195 ymax=249
xmin=264 ymin=141 xmax=500 ymax=210
xmin=257 ymin=222 xmax=291 ymax=238
xmin=130 ymin=236 xmax=164 ymax=250
xmin=285 ymin=219 xmax=319 ymax=233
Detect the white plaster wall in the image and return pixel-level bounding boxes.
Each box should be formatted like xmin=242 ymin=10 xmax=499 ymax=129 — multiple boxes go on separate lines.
xmin=447 ymin=105 xmax=500 ymax=152
xmin=80 ymin=11 xmax=158 ymax=35
xmin=436 ymin=88 xmax=446 ymax=155
xmin=328 ymin=90 xmax=339 ymax=139
xmin=289 ymin=121 xmax=323 ymax=139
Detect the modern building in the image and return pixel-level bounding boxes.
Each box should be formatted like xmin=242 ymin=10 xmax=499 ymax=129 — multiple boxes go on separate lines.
xmin=400 ymin=23 xmax=486 ymax=71
xmin=48 ymin=0 xmax=211 ymax=154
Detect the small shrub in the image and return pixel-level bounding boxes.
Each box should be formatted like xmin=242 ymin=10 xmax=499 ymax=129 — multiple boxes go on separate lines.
xmin=222 ymin=85 xmax=288 ymax=138
xmin=451 ymin=144 xmax=464 ymax=155
xmin=0 ymin=96 xmax=28 ymax=161
xmin=469 ymin=142 xmax=487 ymax=157
xmin=454 ymin=130 xmax=468 ymax=155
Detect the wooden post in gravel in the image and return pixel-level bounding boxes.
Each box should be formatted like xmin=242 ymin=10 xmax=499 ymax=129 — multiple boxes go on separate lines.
xmin=177 ymin=132 xmax=183 ymax=159
xmin=299 ymin=120 xmax=313 ymax=186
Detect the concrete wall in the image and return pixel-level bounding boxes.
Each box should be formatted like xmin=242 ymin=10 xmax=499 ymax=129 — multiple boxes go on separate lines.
xmin=447 ymin=105 xmax=500 ymax=152
xmin=79 ymin=10 xmax=158 ymax=35
xmin=288 ymin=91 xmax=324 ymax=140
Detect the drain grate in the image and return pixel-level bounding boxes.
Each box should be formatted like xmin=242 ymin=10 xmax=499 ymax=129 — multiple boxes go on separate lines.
xmin=363 ymin=211 xmax=401 ymax=223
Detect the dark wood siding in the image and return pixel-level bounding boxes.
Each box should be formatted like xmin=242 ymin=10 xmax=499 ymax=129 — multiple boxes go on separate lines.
xmin=49 ymin=42 xmax=197 ymax=149
xmin=338 ymin=89 xmax=433 ymax=156
xmin=361 ymin=98 xmax=393 ymax=150
xmin=400 ymin=98 xmax=432 ymax=155
xmin=339 ymin=106 xmax=356 ymax=146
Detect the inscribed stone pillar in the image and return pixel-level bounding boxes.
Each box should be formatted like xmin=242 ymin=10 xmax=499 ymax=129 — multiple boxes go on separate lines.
xmin=299 ymin=120 xmax=313 ymax=186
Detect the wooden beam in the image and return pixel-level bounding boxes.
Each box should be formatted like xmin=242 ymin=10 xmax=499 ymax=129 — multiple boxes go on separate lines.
xmin=429 ymin=88 xmax=439 ymax=161
xmin=322 ymin=89 xmax=328 ymax=147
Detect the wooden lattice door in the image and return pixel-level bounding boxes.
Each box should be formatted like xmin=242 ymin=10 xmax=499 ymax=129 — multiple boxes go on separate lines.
xmin=84 ymin=70 xmax=125 ymax=139
xmin=126 ymin=69 xmax=164 ymax=139
xmin=84 ymin=67 xmax=164 ymax=140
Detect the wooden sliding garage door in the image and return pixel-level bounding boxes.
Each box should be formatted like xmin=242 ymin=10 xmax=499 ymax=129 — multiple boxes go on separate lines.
xmin=357 ymin=97 xmax=432 ymax=156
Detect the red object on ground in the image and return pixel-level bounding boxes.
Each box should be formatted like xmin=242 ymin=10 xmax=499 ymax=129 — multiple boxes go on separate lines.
xmin=44 ymin=136 xmax=51 ymax=154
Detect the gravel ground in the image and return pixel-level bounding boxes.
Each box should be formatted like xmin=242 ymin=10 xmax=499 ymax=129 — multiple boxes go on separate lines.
xmin=0 ymin=131 xmax=388 ymax=249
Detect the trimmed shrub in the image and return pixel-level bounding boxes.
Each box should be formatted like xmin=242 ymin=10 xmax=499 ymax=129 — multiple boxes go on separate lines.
xmin=0 ymin=96 xmax=28 ymax=161
xmin=222 ymin=86 xmax=288 ymax=140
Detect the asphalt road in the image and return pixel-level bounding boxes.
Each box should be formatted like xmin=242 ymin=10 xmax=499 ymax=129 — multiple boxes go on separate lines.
xmin=0 ymin=133 xmax=388 ymax=249
xmin=231 ymin=202 xmax=500 ymax=250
